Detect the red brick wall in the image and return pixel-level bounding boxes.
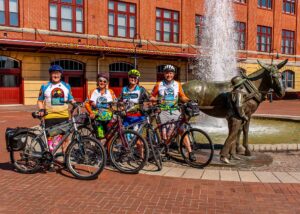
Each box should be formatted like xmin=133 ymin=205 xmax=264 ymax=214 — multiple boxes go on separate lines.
xmin=0 ymin=0 xmax=300 ymax=61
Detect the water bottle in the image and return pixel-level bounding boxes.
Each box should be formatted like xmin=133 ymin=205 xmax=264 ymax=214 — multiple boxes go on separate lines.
xmin=97 ymin=124 xmax=105 ymax=138
xmin=52 ymin=135 xmax=63 ymax=150
xmin=47 ymin=137 xmax=54 ymax=152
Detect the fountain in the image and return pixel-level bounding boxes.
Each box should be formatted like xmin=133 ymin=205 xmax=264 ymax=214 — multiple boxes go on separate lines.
xmin=182 ymin=0 xmax=299 ymax=167
xmin=195 ymin=0 xmax=237 ymax=82
xmin=195 ymin=0 xmax=237 ymax=128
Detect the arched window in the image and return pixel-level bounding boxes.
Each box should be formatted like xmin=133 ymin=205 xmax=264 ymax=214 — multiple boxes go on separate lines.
xmin=109 ymin=62 xmax=134 ymax=73
xmin=282 ymin=70 xmax=295 ymax=89
xmin=0 ymin=56 xmax=20 ymax=69
xmin=51 ymin=59 xmax=83 ymax=71
xmin=109 ymin=62 xmax=134 ymax=96
xmin=156 ymin=64 xmax=180 ymax=81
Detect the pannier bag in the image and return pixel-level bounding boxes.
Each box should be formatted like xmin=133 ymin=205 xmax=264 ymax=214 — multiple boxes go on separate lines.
xmin=46 ymin=121 xmax=72 ymax=137
xmin=5 ymin=128 xmax=29 ymax=152
xmin=184 ymin=101 xmax=200 ymax=117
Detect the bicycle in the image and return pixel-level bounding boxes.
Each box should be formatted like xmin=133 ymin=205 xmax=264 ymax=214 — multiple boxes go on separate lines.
xmin=77 ymin=101 xmax=149 ymax=174
xmin=133 ymin=101 xmax=214 ymax=168
xmin=125 ymin=104 xmax=163 ymax=171
xmin=6 ymin=102 xmax=107 ymax=180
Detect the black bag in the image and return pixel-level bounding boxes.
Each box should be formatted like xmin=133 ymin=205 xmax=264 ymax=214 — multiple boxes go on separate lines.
xmin=5 ymin=128 xmax=29 ymax=152
xmin=184 ymin=101 xmax=200 ymax=117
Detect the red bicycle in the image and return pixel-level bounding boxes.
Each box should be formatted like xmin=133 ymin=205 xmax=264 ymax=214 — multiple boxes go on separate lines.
xmin=77 ymin=102 xmax=149 ymax=174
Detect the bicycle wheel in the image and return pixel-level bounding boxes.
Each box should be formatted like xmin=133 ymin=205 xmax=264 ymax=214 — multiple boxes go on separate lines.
xmin=109 ymin=129 xmax=149 ymax=174
xmin=10 ymin=132 xmax=44 ymax=174
xmin=147 ymin=128 xmax=162 ymax=171
xmin=65 ymin=136 xmax=106 ymax=180
xmin=77 ymin=125 xmax=95 ymax=138
xmin=179 ymin=128 xmax=214 ymax=168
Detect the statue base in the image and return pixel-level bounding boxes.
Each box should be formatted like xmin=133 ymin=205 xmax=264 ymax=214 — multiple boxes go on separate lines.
xmin=211 ymin=152 xmax=273 ymax=168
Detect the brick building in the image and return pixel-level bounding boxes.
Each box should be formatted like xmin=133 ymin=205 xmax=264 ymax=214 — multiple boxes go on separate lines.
xmin=0 ymin=0 xmax=299 ymax=105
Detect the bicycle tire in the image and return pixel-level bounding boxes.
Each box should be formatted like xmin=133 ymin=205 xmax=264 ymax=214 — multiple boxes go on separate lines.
xmin=109 ymin=129 xmax=149 ymax=174
xmin=10 ymin=132 xmax=44 ymax=174
xmin=179 ymin=128 xmax=214 ymax=168
xmin=65 ymin=136 xmax=107 ymax=180
xmin=147 ymin=128 xmax=162 ymax=171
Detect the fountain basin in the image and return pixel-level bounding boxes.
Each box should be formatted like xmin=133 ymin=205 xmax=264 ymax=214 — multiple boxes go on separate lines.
xmin=191 ymin=117 xmax=300 ymax=145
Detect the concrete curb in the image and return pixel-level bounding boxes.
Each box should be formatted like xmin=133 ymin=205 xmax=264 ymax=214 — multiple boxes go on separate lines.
xmin=253 ymin=114 xmax=300 ymax=122
xmin=248 ymin=143 xmax=300 ymax=152
xmin=140 ymin=166 xmax=300 ymax=184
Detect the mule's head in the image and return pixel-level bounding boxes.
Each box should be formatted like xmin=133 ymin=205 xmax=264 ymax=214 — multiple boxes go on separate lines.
xmin=257 ymin=59 xmax=287 ymax=98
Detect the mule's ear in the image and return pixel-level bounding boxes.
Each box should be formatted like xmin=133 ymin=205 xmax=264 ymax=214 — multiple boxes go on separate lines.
xmin=277 ymin=59 xmax=288 ymax=70
xmin=257 ymin=60 xmax=269 ymax=70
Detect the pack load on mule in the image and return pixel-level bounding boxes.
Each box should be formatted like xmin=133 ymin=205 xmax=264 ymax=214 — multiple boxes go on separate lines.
xmin=183 ymin=59 xmax=287 ymax=164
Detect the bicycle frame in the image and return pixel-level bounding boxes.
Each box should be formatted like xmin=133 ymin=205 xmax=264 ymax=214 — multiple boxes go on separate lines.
xmin=29 ymin=109 xmax=82 ymax=158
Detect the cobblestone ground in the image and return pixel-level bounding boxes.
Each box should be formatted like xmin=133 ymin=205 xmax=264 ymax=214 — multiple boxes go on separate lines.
xmin=1 ymin=103 xmax=300 ymax=213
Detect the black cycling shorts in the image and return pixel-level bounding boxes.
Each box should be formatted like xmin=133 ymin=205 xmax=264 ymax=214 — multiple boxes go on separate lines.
xmin=45 ymin=118 xmax=69 ymax=129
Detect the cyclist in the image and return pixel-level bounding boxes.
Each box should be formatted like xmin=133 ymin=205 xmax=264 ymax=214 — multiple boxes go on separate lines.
xmin=150 ymin=64 xmax=196 ymax=162
xmin=85 ymin=73 xmax=116 ymax=138
xmin=37 ymin=65 xmax=75 ymax=169
xmin=119 ymin=69 xmax=149 ymax=129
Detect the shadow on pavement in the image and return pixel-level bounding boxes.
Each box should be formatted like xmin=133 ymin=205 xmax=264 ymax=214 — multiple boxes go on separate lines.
xmin=0 ymin=162 xmax=14 ymax=171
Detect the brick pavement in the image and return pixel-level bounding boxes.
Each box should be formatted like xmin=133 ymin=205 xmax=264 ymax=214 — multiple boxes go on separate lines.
xmin=0 ymin=102 xmax=300 ymax=213
xmin=255 ymin=100 xmax=300 ymax=116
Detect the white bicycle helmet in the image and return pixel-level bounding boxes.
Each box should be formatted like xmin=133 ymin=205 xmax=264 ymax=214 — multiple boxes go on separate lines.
xmin=163 ymin=64 xmax=176 ymax=73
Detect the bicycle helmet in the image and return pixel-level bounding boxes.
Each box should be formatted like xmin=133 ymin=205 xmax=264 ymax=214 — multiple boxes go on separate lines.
xmin=49 ymin=65 xmax=63 ymax=74
xmin=128 ymin=69 xmax=141 ymax=77
xmin=163 ymin=64 xmax=176 ymax=73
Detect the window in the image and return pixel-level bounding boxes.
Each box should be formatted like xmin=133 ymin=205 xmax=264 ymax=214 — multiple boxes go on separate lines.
xmin=0 ymin=0 xmax=19 ymax=26
xmin=282 ymin=70 xmax=294 ymax=89
xmin=156 ymin=64 xmax=179 ymax=81
xmin=195 ymin=15 xmax=205 ymax=45
xmin=49 ymin=0 xmax=84 ymax=33
xmin=234 ymin=21 xmax=246 ymax=50
xmin=0 ymin=56 xmax=19 ymax=68
xmin=282 ymin=30 xmax=295 ymax=55
xmin=257 ymin=25 xmax=272 ymax=52
xmin=258 ymin=0 xmax=272 ymax=9
xmin=108 ymin=0 xmax=136 ymax=38
xmin=283 ymin=0 xmax=295 ymax=14
xmin=234 ymin=0 xmax=246 ymax=3
xmin=51 ymin=59 xmax=83 ymax=70
xmin=109 ymin=62 xmax=134 ymax=73
xmin=156 ymin=8 xmax=179 ymax=43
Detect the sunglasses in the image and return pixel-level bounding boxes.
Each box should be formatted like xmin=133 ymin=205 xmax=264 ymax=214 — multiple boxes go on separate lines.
xmin=98 ymin=79 xmax=107 ymax=83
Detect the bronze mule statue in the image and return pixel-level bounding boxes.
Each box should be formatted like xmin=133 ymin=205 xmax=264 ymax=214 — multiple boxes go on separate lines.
xmin=183 ymin=59 xmax=287 ymax=160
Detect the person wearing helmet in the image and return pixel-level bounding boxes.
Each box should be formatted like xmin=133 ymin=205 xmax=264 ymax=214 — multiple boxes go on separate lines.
xmin=220 ymin=75 xmax=247 ymax=164
xmin=85 ymin=73 xmax=116 ymax=138
xmin=119 ymin=69 xmax=149 ymax=127
xmin=150 ymin=64 xmax=196 ymax=162
xmin=37 ymin=64 xmax=75 ymax=170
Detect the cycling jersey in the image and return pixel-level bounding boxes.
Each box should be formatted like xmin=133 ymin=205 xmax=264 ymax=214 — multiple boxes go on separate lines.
xmin=86 ymin=88 xmax=116 ymax=121
xmin=38 ymin=81 xmax=74 ymax=119
xmin=151 ymin=80 xmax=188 ymax=110
xmin=120 ymin=85 xmax=149 ymax=117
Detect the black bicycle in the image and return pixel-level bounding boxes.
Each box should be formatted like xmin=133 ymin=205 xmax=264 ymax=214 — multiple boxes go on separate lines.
xmin=6 ymin=102 xmax=107 ymax=180
xmin=125 ymin=105 xmax=163 ymax=171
